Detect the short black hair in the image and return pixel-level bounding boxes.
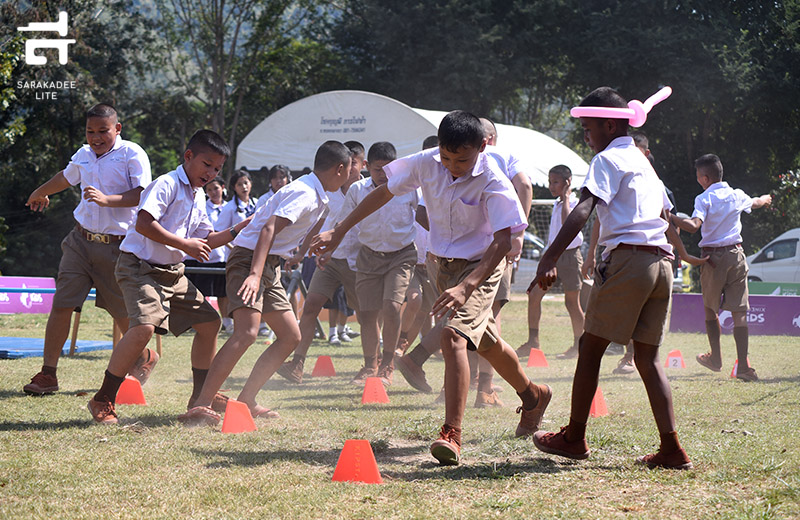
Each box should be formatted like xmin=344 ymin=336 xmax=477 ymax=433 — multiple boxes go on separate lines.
xmin=344 ymin=140 xmax=365 ymax=158
xmin=86 ymin=103 xmax=117 ymax=121
xmin=314 ymin=141 xmax=351 ymax=172
xmin=422 ymin=135 xmax=439 ymax=150
xmin=695 ymin=154 xmax=723 ymax=182
xmin=187 ymin=129 xmax=231 ymax=158
xmin=438 ymin=110 xmax=485 ymax=152
xmin=579 ymin=87 xmax=629 ymax=130
xmin=630 ymin=130 xmax=649 ymax=149
xmin=549 ymin=164 xmax=572 ymax=181
xmin=480 ymin=117 xmax=497 ymax=139
xmin=268 ymin=164 xmax=291 ymax=183
xmin=368 ymin=141 xmax=397 ymax=163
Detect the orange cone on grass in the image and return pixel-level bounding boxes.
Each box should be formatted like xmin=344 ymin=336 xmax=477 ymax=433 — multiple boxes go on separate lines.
xmin=589 ymin=387 xmax=608 ymax=417
xmin=332 ymin=439 xmax=383 ymax=484
xmin=311 ymin=355 xmax=336 ymax=377
xmin=730 ymin=358 xmax=750 ymax=378
xmin=221 ymin=399 xmax=257 ymax=434
xmin=361 ymin=377 xmax=389 ymax=404
xmin=526 ymin=348 xmax=549 ymax=367
xmin=663 ymin=349 xmax=686 ymax=368
xmin=116 ymin=376 xmax=147 ymax=405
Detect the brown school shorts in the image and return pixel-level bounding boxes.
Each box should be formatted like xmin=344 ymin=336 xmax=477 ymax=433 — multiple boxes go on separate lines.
xmin=556 ymin=247 xmax=584 ymax=293
xmin=494 ymin=262 xmax=513 ymax=303
xmin=225 ymin=246 xmax=293 ymax=316
xmin=408 ymin=263 xmax=437 ymax=312
xmin=52 ymin=227 xmax=127 ymax=318
xmin=584 ymin=247 xmax=673 ymax=346
xmin=308 ymin=256 xmax=360 ymax=312
xmin=435 ymin=256 xmax=504 ymax=352
xmin=355 ymin=243 xmax=417 ymax=311
xmin=700 ymin=244 xmax=749 ymax=313
xmin=115 ymin=252 xmax=220 ymax=336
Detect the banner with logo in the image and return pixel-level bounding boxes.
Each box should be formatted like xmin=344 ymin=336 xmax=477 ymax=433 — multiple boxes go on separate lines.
xmin=0 ymin=277 xmax=55 ymax=314
xmin=670 ymin=293 xmax=800 ymax=336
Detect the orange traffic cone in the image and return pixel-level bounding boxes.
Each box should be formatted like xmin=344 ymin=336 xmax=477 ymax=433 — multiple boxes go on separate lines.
xmin=361 ymin=377 xmax=389 ymax=404
xmin=664 ymin=349 xmax=686 ymax=368
xmin=730 ymin=358 xmax=750 ymax=378
xmin=589 ymin=387 xmax=608 ymax=417
xmin=332 ymin=439 xmax=383 ymax=484
xmin=116 ymin=376 xmax=147 ymax=405
xmin=527 ymin=348 xmax=549 ymax=367
xmin=221 ymin=399 xmax=257 ymax=434
xmin=311 ymin=355 xmax=336 ymax=377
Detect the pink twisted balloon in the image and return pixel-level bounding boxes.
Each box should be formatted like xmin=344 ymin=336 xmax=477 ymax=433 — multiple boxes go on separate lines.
xmin=570 ymin=86 xmax=672 ymax=128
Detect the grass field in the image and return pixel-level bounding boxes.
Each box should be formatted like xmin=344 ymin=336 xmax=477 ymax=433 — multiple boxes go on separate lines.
xmin=1 ymin=296 xmax=799 ymax=519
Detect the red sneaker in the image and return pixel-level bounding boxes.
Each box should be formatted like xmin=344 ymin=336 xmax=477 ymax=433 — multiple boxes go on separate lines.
xmin=87 ymin=398 xmax=118 ymax=425
xmin=430 ymin=425 xmax=461 ymax=466
xmin=128 ymin=348 xmax=159 ymax=386
xmin=23 ymin=371 xmax=59 ymax=395
xmin=636 ymin=449 xmax=693 ymax=470
xmin=515 ymin=384 xmax=552 ymax=437
xmin=533 ymin=427 xmax=590 ymax=460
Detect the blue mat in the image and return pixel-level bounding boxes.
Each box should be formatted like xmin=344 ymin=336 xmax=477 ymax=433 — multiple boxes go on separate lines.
xmin=0 ymin=337 xmax=113 ymax=359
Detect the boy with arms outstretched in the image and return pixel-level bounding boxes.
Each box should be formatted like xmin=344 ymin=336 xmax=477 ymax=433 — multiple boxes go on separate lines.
xmin=312 ymin=111 xmax=551 ymax=466
xmin=670 ymin=154 xmax=771 ymax=381
xmin=24 ymin=104 xmax=154 ymax=396
xmin=180 ymin=141 xmax=350 ymax=425
xmin=88 ymin=130 xmax=246 ymax=424
xmin=530 ymin=87 xmax=706 ymax=469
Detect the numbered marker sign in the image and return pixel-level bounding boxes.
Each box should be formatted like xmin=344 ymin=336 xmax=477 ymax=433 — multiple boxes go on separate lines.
xmin=664 ymin=349 xmax=686 ymax=368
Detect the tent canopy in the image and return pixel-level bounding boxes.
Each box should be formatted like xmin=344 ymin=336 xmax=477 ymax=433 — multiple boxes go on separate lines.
xmin=236 ymin=90 xmax=589 ymax=186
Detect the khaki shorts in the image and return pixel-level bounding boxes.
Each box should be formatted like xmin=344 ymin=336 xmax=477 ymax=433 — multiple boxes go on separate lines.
xmin=556 ymin=247 xmax=584 ymax=293
xmin=408 ymin=263 xmax=436 ymax=311
xmin=584 ymin=248 xmax=673 ymax=346
xmin=225 ymin=246 xmax=293 ymax=316
xmin=308 ymin=256 xmax=360 ymax=312
xmin=52 ymin=227 xmax=127 ymax=318
xmin=356 ymin=243 xmax=416 ymax=311
xmin=115 ymin=252 xmax=220 ymax=336
xmin=700 ymin=244 xmax=749 ymax=312
xmin=494 ymin=262 xmax=513 ymax=303
xmin=435 ymin=256 xmax=504 ymax=352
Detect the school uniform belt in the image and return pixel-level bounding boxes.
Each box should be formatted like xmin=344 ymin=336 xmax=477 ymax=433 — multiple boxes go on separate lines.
xmin=364 ymin=243 xmax=414 ymax=257
xmin=701 ymin=243 xmax=742 ymax=252
xmin=614 ymin=243 xmax=672 ymax=258
xmin=75 ymin=224 xmax=124 ymax=244
xmin=436 ymin=256 xmax=470 ymax=264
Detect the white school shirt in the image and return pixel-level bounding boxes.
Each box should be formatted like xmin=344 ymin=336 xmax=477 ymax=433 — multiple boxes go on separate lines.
xmin=692 ymin=181 xmax=753 ymax=248
xmin=204 ymin=199 xmax=228 ymax=263
xmin=120 ymin=165 xmax=214 ymax=265
xmin=62 ymin=136 xmax=151 ymax=236
xmin=233 ymin=172 xmax=329 ymax=259
xmin=484 ymin=145 xmax=532 ymax=184
xmin=342 ymin=178 xmax=419 ymax=253
xmin=385 ymin=147 xmax=527 ymax=262
xmin=255 ymin=189 xmax=275 ymax=210
xmin=548 ymin=194 xmax=583 ymax=251
xmin=581 ymin=136 xmax=673 ymax=260
xmin=323 ymin=188 xmax=360 ymax=270
xmin=217 ymin=196 xmax=258 ymax=231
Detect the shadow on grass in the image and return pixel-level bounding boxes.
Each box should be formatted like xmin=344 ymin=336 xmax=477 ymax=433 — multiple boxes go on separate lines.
xmin=381 ymin=456 xmax=581 ymax=480
xmin=0 ymin=418 xmax=93 ymax=431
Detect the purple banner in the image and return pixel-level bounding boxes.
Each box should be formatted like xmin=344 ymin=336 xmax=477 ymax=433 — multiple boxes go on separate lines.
xmin=0 ymin=277 xmax=55 ymax=314
xmin=670 ymin=293 xmax=800 ymax=336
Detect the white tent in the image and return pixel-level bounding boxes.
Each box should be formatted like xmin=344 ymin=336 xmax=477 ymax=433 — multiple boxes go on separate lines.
xmin=236 ymin=90 xmax=589 ymax=186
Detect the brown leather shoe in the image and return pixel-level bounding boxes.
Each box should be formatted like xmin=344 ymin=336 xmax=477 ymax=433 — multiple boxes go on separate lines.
xmin=276 ymin=358 xmax=304 ymax=384
xmin=430 ymin=425 xmax=461 ymax=466
xmin=23 ymin=371 xmax=58 ymax=395
xmin=636 ymin=449 xmax=693 ymax=470
xmin=396 ymin=355 xmax=432 ymax=393
xmin=88 ymin=398 xmax=118 ymax=425
xmin=128 ymin=348 xmax=159 ymax=386
xmin=696 ymin=352 xmax=722 ymax=372
xmin=474 ymin=390 xmax=504 ymax=408
xmin=377 ymin=364 xmax=394 ymax=387
xmin=350 ymin=366 xmax=377 ymax=386
xmin=515 ymin=384 xmax=552 ymax=437
xmin=178 ymin=406 xmax=221 ymax=427
xmin=736 ymin=366 xmax=759 ymax=382
xmin=533 ymin=426 xmax=590 ymax=460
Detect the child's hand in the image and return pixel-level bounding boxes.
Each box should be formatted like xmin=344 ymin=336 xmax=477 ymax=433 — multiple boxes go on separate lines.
xmin=683 ymin=253 xmax=712 ymax=267
xmin=237 ymin=274 xmax=261 ymax=306
xmin=286 ymin=249 xmax=303 ymax=270
xmin=83 ymin=186 xmax=109 ymax=206
xmin=529 ymin=258 xmax=558 ymax=292
xmin=26 ymin=190 xmax=50 ymax=212
xmin=508 ymin=232 xmax=523 ymax=261
xmin=761 ymin=194 xmax=772 ymax=207
xmin=182 ymin=238 xmax=211 ymax=262
xmin=561 ymin=179 xmax=572 ymax=200
xmin=581 ymin=255 xmax=595 ymax=279
xmin=310 ymin=230 xmax=340 ymax=256
xmin=431 ymin=283 xmax=472 ymax=320
xmin=316 ymin=252 xmax=333 ymax=270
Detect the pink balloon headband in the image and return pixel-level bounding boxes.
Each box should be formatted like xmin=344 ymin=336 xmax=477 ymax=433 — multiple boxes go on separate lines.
xmin=570 ymin=86 xmax=672 ymax=127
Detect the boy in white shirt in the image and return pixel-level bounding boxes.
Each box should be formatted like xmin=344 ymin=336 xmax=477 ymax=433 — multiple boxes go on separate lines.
xmin=24 ymin=104 xmax=153 ymax=396
xmin=180 ymin=141 xmax=350 ymax=426
xmin=312 ymin=111 xmax=551 ymax=466
xmin=670 ymin=154 xmax=771 ymax=381
xmin=344 ymin=142 xmax=420 ymax=387
xmin=87 ymin=130 xmax=248 ymax=424
xmin=530 ymin=87 xmax=705 ymax=469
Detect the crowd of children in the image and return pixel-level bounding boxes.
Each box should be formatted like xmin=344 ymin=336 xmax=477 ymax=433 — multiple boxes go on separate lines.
xmin=21 ymin=88 xmax=773 ymax=469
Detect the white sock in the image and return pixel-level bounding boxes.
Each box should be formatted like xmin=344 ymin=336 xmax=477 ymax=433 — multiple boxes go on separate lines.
xmin=222 ymin=317 xmax=233 ymax=327
xmin=329 ymin=327 xmax=336 ymax=337
xmin=337 ymin=324 xmax=345 ymax=334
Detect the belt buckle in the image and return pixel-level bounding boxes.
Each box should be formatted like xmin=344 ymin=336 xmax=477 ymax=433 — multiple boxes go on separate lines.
xmin=88 ymin=232 xmax=109 ymax=244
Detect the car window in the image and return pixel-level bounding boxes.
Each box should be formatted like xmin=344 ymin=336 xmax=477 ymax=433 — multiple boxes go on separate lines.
xmin=752 ymin=239 xmax=799 ymax=263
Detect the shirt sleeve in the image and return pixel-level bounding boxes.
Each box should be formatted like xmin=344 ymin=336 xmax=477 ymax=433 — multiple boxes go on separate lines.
xmin=485 ymin=177 xmax=527 ymax=234
xmin=736 ymin=189 xmax=754 ymax=214
xmin=190 ymin=202 xmax=215 ymax=239
xmin=62 ymin=149 xmax=84 ymax=186
xmin=127 ymin=143 xmax=152 ymax=189
xmin=138 ymin=176 xmax=173 ymax=222
xmin=385 ymin=152 xmax=423 ymax=196
xmin=691 ymin=194 xmax=707 ymax=222
xmin=581 ymin=155 xmax=618 ymax=204
xmin=272 ymin=187 xmax=314 ymax=224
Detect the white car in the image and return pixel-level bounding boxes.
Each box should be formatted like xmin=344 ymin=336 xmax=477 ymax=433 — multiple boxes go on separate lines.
xmin=746 ymin=228 xmax=800 ymax=282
